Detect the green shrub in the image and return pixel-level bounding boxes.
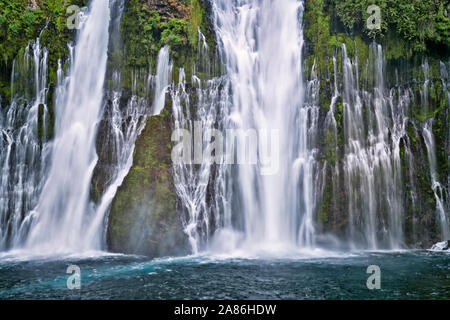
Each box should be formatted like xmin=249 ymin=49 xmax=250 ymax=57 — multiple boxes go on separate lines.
xmin=333 ymin=0 xmax=450 ymax=54
xmin=161 ymin=18 xmax=189 ymax=49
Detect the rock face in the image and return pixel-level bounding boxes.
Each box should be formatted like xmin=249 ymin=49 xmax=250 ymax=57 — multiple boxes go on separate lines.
xmin=107 ymin=113 xmax=189 ymax=257
xmin=99 ymin=0 xmax=214 ymax=257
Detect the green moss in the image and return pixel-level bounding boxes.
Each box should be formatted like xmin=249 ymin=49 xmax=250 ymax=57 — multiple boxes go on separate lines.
xmin=161 ymin=18 xmax=189 ymax=56
xmin=107 ymin=114 xmax=187 ymax=257
xmin=304 ymin=0 xmax=333 ymax=78
xmin=304 ymin=1 xmax=372 ymax=82
xmin=412 ymin=78 xmax=444 ymax=123
xmin=432 ymin=107 xmax=448 ymax=182
xmin=336 ymin=99 xmax=344 ymax=128
xmin=354 ymin=35 xmax=369 ymax=65
xmin=317 ymin=169 xmax=333 ymax=224
xmin=333 ymin=0 xmax=449 ymax=56
xmin=384 ymin=30 xmax=413 ymax=60
xmin=0 ymin=0 xmax=88 ymax=103
xmin=323 ymin=129 xmax=337 ymax=165
xmin=413 ymin=108 xmax=442 ymax=122
xmin=407 ymin=123 xmax=418 ymax=144
xmin=160 ymin=108 xmax=170 ymax=119
xmin=304 ymin=0 xmax=448 ymax=88
xmin=188 ymin=0 xmax=203 ymax=46
xmin=119 ymin=0 xmax=215 ymax=93
xmin=120 ymin=3 xmax=161 ymax=70
xmin=434 ymin=2 xmax=450 ymax=44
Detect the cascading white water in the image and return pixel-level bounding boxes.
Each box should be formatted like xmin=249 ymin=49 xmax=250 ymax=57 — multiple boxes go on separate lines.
xmin=196 ymin=26 xmax=211 ymax=74
xmin=0 ymin=38 xmax=51 ymax=250
xmin=0 ymin=0 xmax=178 ymax=255
xmin=153 ymin=46 xmax=172 ymax=115
xmin=168 ymin=25 xmax=232 ymax=254
xmin=96 ymin=44 xmax=173 ymax=249
xmin=171 ymin=67 xmax=229 ymax=254
xmin=340 ymin=44 xmax=407 ymax=249
xmin=1 ymin=0 xmax=446 ymax=258
xmin=422 ymin=60 xmax=450 ymax=240
xmin=21 ymin=0 xmax=112 ymax=253
xmin=211 ymin=0 xmax=316 ymax=252
xmin=91 ymin=73 xmax=149 ymax=249
xmin=442 ymin=61 xmax=450 ymax=227
xmin=423 ymin=121 xmax=449 ymax=240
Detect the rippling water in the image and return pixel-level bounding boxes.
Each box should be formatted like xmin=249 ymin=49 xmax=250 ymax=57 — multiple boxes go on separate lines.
xmin=0 ymin=251 xmax=448 ymax=299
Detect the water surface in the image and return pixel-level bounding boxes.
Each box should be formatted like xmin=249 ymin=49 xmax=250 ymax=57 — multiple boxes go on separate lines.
xmin=0 ymin=251 xmax=448 ymax=299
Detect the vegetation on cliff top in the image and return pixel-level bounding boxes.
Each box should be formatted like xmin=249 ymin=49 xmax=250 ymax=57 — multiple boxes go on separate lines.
xmin=334 ymin=0 xmax=450 ymax=54
xmin=115 ymin=0 xmax=215 ymax=96
xmin=120 ymin=0 xmax=213 ymax=71
xmin=304 ymin=0 xmax=449 ymax=80
xmin=0 ymin=0 xmax=88 ymax=102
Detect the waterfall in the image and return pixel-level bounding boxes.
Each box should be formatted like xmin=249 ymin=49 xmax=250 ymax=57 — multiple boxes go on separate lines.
xmin=153 ymin=46 xmax=172 ymax=115
xmin=171 ymin=68 xmax=229 ymax=254
xmin=339 ymin=44 xmax=408 ymax=249
xmin=20 ymin=0 xmax=112 ymax=253
xmin=1 ymin=0 xmax=448 ymax=258
xmin=210 ymin=0 xmax=317 ymax=252
xmin=171 ymin=1 xmax=448 ymax=253
xmin=321 ymin=43 xmax=450 ymax=248
xmin=0 ymin=38 xmax=51 ymax=250
xmin=442 ymin=61 xmax=450 ymax=235
xmin=423 ymin=122 xmax=449 ymax=240
xmin=93 ymin=73 xmax=149 ymax=250
xmin=0 ymin=0 xmax=176 ymax=255
xmin=95 ymin=42 xmax=173 ymax=250
xmin=422 ymin=60 xmax=450 ymax=240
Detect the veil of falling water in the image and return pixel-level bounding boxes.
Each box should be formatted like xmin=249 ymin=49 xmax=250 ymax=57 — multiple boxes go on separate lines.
xmin=170 ymin=0 xmax=449 ymax=254
xmin=422 ymin=60 xmax=450 ymax=241
xmin=171 ymin=74 xmax=229 ymax=253
xmin=0 ymin=0 xmax=195 ymax=255
xmin=340 ymin=44 xmax=407 ymax=249
xmin=20 ymin=0 xmax=113 ymax=253
xmin=95 ymin=42 xmax=173 ymax=249
xmin=0 ymin=38 xmax=51 ymax=250
xmin=169 ymin=25 xmax=231 ymax=254
xmin=210 ymin=0 xmax=318 ymax=252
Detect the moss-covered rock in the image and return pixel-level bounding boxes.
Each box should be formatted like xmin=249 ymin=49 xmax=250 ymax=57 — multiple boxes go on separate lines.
xmin=107 ymin=114 xmax=189 ymax=257
xmin=105 ymin=0 xmax=216 ymax=256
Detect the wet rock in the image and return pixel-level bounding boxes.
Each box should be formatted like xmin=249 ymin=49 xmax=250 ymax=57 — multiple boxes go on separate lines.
xmin=107 ymin=113 xmax=189 ymax=257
